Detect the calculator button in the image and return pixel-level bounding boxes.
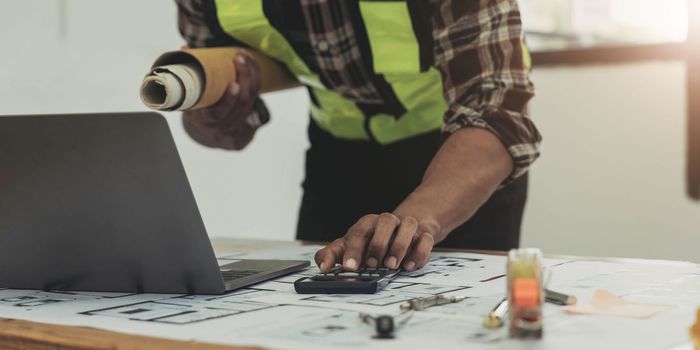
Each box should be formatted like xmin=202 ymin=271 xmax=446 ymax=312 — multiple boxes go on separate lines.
xmin=310 ymin=275 xmax=337 ymax=281
xmin=338 ymin=272 xmax=359 ymax=277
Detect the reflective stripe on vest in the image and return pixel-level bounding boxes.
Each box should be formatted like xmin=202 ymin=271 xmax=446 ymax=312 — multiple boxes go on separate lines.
xmin=215 ymin=0 xmax=447 ymax=144
xmin=523 ymin=39 xmax=532 ymax=70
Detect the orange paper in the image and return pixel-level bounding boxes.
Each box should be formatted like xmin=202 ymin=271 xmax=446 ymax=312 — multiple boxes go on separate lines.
xmin=564 ymin=289 xmax=672 ymax=319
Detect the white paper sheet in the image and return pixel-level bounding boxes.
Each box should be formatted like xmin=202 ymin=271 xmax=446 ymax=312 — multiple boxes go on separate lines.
xmin=1 ymin=246 xmax=698 ymax=350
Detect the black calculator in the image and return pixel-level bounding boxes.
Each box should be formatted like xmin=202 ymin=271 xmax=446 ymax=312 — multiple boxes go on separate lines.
xmin=294 ymin=265 xmax=401 ymax=294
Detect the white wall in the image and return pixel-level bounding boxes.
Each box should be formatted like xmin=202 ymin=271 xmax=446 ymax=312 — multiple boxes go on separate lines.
xmin=524 ymin=62 xmax=700 ymax=261
xmin=1 ymin=1 xmax=698 ymax=261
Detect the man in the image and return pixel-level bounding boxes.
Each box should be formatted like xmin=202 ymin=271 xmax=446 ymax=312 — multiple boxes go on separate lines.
xmin=176 ymin=0 xmax=541 ymax=273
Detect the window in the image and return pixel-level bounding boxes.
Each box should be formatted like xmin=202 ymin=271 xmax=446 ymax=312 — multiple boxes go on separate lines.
xmin=520 ymin=0 xmax=689 ymax=52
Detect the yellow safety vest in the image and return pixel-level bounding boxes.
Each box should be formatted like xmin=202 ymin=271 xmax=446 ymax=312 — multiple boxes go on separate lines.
xmin=214 ymin=0 xmax=530 ymax=144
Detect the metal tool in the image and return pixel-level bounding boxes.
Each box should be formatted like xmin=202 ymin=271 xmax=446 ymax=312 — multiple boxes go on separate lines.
xmin=544 ymin=288 xmax=577 ymax=305
xmin=399 ymin=295 xmax=467 ymax=311
xmin=359 ymin=313 xmax=407 ymax=339
xmin=361 ymin=294 xmax=467 ymax=338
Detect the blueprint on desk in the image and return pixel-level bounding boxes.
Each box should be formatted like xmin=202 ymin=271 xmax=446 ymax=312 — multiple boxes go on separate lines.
xmin=1 ymin=245 xmax=699 ymax=350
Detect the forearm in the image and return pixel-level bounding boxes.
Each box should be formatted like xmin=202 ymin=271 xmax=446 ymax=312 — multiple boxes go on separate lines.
xmin=393 ymin=128 xmax=513 ymax=242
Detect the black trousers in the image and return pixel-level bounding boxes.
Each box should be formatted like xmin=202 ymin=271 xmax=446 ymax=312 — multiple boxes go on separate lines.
xmin=295 ymin=121 xmax=528 ymax=251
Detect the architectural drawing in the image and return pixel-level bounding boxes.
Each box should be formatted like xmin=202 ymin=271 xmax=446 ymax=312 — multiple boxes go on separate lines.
xmin=1 ymin=246 xmax=698 ymax=350
xmin=82 ymin=300 xmax=272 ymax=324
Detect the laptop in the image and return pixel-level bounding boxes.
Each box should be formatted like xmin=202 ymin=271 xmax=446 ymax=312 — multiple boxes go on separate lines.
xmin=0 ymin=112 xmax=309 ymax=294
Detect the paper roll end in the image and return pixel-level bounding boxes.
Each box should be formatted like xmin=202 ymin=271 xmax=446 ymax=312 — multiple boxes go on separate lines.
xmin=140 ymin=77 xmax=172 ymax=111
xmin=140 ymin=64 xmax=202 ymax=111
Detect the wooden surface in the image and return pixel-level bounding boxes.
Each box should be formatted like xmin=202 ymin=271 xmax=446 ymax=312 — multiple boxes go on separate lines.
xmin=531 ymin=42 xmax=687 ymax=67
xmin=0 ymin=318 xmax=259 ymax=350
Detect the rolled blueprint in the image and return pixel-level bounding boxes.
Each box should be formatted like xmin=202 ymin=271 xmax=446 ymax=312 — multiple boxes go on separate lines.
xmin=141 ymin=63 xmax=203 ymax=111
xmin=140 ymin=47 xmax=297 ymax=111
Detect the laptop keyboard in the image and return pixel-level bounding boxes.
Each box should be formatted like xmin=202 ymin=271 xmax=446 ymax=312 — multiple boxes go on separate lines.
xmin=220 ymin=269 xmax=260 ymax=281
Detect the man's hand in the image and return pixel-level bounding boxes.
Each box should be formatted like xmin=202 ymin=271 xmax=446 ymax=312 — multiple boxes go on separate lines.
xmin=182 ymin=52 xmax=261 ymax=150
xmin=314 ymin=213 xmax=439 ymax=272
xmin=314 ymin=128 xmax=515 ymax=275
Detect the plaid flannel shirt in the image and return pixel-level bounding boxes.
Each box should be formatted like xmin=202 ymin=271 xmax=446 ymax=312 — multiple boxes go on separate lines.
xmin=175 ymin=0 xmax=541 ymax=182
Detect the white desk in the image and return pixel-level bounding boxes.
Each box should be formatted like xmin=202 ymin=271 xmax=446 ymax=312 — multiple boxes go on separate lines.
xmin=0 ymin=238 xmax=697 ymax=350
